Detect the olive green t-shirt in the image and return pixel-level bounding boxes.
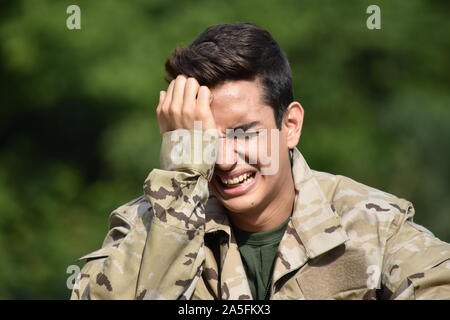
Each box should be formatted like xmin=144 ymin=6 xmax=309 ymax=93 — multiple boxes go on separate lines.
xmin=232 ymin=217 xmax=290 ymax=300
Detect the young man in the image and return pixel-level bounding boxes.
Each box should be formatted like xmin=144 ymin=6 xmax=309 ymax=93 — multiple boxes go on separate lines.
xmin=71 ymin=23 xmax=450 ymax=300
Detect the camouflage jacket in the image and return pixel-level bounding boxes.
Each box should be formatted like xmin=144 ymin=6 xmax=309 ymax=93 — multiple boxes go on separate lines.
xmin=71 ymin=130 xmax=450 ymax=300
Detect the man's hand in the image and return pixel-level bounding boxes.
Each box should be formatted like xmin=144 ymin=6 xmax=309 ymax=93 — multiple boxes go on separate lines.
xmin=156 ymin=75 xmax=216 ymax=134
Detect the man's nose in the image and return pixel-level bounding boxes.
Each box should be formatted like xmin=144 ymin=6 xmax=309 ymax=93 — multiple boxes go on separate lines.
xmin=215 ymin=137 xmax=237 ymax=171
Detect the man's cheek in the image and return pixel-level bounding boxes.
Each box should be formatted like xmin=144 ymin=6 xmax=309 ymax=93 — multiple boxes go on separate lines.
xmin=234 ymin=130 xmax=280 ymax=175
xmin=235 ymin=138 xmax=258 ymax=165
xmin=258 ymin=130 xmax=279 ymax=175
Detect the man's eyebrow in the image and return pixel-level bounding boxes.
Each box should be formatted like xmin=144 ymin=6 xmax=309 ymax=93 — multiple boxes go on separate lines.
xmin=231 ymin=121 xmax=261 ymax=131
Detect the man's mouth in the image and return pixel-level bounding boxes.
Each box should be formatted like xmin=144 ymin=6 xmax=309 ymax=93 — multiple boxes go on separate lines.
xmin=213 ymin=171 xmax=257 ymax=198
xmin=219 ymin=172 xmax=256 ymax=187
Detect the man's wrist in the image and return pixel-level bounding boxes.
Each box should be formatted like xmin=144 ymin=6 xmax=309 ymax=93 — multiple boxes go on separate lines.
xmin=159 ymin=129 xmax=219 ymax=181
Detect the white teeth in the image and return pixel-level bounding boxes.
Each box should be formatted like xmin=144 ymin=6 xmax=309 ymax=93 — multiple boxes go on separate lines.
xmin=221 ymin=173 xmax=253 ymax=185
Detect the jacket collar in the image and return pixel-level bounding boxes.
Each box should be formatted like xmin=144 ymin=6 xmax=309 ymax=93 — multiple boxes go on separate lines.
xmin=288 ymin=148 xmax=348 ymax=258
xmin=204 ymin=148 xmax=348 ymax=259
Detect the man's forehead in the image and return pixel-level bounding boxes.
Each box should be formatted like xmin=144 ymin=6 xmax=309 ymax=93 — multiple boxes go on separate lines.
xmin=209 ymin=79 xmax=276 ymax=131
xmin=212 ymin=104 xmax=273 ymax=130
xmin=210 ymin=79 xmax=264 ymax=107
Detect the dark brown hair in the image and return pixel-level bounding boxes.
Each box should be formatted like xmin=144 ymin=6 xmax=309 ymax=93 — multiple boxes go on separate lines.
xmin=165 ymin=22 xmax=293 ymax=128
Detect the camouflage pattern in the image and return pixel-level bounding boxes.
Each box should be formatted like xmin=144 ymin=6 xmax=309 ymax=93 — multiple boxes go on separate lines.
xmin=71 ymin=130 xmax=450 ymax=300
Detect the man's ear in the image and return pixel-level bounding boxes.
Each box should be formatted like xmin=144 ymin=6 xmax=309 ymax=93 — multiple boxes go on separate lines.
xmin=282 ymin=101 xmax=304 ymax=149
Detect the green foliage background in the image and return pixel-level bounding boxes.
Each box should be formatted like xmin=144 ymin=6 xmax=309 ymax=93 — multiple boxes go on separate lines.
xmin=0 ymin=0 xmax=449 ymax=299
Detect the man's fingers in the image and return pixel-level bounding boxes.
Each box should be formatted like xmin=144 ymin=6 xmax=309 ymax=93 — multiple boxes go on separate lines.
xmin=156 ymin=90 xmax=166 ymax=118
xmin=156 ymin=90 xmax=168 ymax=133
xmin=160 ymin=90 xmax=167 ymax=104
xmin=161 ymin=80 xmax=175 ymax=114
xmin=196 ymin=85 xmax=211 ymax=113
xmin=157 ymin=77 xmax=215 ymax=134
xmin=182 ymin=78 xmax=200 ymax=117
xmin=196 ymin=86 xmax=216 ymax=130
xmin=170 ymin=75 xmax=187 ymax=117
xmin=156 ymin=90 xmax=166 ymax=113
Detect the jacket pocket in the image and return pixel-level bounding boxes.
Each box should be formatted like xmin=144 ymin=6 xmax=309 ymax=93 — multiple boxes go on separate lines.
xmin=296 ymin=247 xmax=369 ymax=299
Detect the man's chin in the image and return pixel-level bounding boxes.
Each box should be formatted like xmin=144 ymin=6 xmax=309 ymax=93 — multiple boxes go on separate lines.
xmin=209 ymin=179 xmax=262 ymax=214
xmin=216 ymin=196 xmax=260 ymax=215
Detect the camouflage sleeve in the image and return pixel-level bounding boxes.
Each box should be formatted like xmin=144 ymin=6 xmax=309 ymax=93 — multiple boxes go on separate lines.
xmin=71 ymin=129 xmax=218 ymax=300
xmin=70 ymin=197 xmax=151 ymax=300
xmin=381 ymin=206 xmax=450 ymax=300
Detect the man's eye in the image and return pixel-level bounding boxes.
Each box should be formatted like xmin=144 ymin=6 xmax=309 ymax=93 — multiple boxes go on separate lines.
xmin=233 ymin=131 xmax=258 ymax=139
xmin=244 ymin=131 xmax=258 ymax=138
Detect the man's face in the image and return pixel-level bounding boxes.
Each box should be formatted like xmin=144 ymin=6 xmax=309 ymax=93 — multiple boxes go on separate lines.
xmin=208 ymin=79 xmax=292 ymax=215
